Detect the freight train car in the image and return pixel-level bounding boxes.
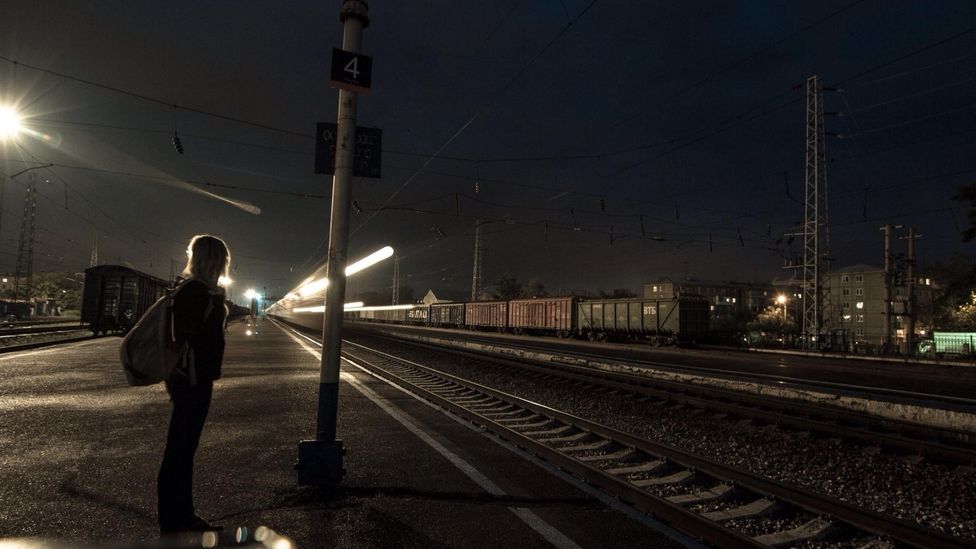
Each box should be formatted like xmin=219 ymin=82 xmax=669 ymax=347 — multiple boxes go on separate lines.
xmin=429 ymin=303 xmax=464 ymax=328
xmin=576 ymin=296 xmax=708 ymax=345
xmin=464 ymin=301 xmax=508 ymax=331
xmin=82 ymin=265 xmax=169 ymax=334
xmin=508 ymin=297 xmax=577 ymax=337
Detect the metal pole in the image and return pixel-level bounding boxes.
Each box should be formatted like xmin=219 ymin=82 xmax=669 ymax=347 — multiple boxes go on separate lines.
xmin=297 ymin=0 xmax=369 ymax=489
xmin=905 ymin=227 xmax=917 ymax=356
xmin=392 ymin=253 xmax=399 ymax=305
xmin=881 ymin=224 xmax=892 ymax=353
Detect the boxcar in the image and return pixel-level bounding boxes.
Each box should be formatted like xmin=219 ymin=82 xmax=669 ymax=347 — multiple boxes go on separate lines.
xmin=82 ymin=265 xmax=169 ymax=334
xmin=404 ymin=305 xmax=430 ymax=324
xmin=429 ymin=303 xmax=464 ymax=328
xmin=508 ymin=297 xmax=577 ymax=336
xmin=464 ymin=301 xmax=508 ymax=331
xmin=577 ymin=297 xmax=708 ymax=344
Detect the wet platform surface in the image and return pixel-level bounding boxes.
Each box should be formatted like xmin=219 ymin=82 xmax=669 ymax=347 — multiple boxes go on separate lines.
xmin=0 ymin=318 xmax=683 ymax=548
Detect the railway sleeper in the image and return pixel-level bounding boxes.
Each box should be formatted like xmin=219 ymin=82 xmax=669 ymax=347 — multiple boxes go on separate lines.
xmin=702 ymin=498 xmax=779 ymax=522
xmin=630 ymin=469 xmax=695 ymax=487
xmin=752 ymin=517 xmax=835 ymax=547
xmin=479 ymin=406 xmax=522 ymax=418
xmin=577 ymin=447 xmax=637 ymax=463
xmin=522 ymin=424 xmax=574 ymax=437
xmin=468 ymin=402 xmax=511 ymax=413
xmin=559 ymin=439 xmax=613 ymax=454
xmin=606 ymin=459 xmax=667 ymax=475
xmin=494 ymin=413 xmax=542 ymax=425
xmin=508 ymin=418 xmax=556 ymax=430
xmin=540 ymin=430 xmax=592 ymax=444
xmin=666 ymin=483 xmax=734 ymax=505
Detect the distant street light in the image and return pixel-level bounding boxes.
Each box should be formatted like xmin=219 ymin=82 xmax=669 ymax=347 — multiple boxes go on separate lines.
xmin=244 ymin=288 xmax=259 ymax=300
xmin=776 ymin=294 xmax=788 ymax=320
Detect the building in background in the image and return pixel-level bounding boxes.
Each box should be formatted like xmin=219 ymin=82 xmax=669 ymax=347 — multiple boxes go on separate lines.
xmin=643 ymin=278 xmax=787 ymax=324
xmin=827 ymin=264 xmax=935 ymax=351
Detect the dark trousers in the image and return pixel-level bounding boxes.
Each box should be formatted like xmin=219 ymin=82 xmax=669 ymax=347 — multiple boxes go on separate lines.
xmin=157 ymin=376 xmax=213 ymax=529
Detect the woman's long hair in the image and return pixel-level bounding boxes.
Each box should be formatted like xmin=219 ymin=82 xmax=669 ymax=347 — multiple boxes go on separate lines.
xmin=182 ymin=235 xmax=230 ymax=287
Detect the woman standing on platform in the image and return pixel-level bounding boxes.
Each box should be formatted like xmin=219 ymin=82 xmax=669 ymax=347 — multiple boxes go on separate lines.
xmin=158 ymin=234 xmax=230 ymax=534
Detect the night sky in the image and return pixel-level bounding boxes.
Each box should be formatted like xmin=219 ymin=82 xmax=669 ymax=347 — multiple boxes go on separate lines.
xmin=2 ymin=1 xmax=975 ymax=302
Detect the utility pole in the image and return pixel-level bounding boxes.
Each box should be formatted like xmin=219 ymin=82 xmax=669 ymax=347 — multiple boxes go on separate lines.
xmin=471 ymin=219 xmax=482 ymax=300
xmin=392 ymin=253 xmax=399 ymax=305
xmin=794 ymin=74 xmax=830 ymax=349
xmin=13 ymin=172 xmax=37 ymax=307
xmin=881 ymin=224 xmax=893 ymax=352
xmin=904 ymin=227 xmax=920 ymax=356
xmin=89 ymin=230 xmax=99 ymax=267
xmin=297 ymin=0 xmax=369 ymax=489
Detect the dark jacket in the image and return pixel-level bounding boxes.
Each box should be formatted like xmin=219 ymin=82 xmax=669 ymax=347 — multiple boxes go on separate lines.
xmin=173 ymin=279 xmax=227 ymax=383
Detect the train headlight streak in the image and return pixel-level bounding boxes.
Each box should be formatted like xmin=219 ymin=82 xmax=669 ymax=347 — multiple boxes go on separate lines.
xmin=343 ymin=304 xmax=415 ymax=312
xmin=291 ymin=246 xmax=395 ymax=300
xmin=344 ymin=246 xmax=394 ymax=276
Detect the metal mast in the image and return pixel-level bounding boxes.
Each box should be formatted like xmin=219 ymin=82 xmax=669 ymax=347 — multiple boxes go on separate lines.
xmin=802 ymin=75 xmax=829 ymax=348
xmin=470 ymin=219 xmax=482 ymax=300
xmin=89 ymin=230 xmax=99 ymax=267
xmin=13 ymin=172 xmax=37 ymax=305
xmin=392 ymin=253 xmax=400 ymax=305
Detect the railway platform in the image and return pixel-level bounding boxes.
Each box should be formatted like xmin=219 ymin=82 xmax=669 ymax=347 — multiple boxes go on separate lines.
xmin=0 ymin=318 xmax=686 ymax=548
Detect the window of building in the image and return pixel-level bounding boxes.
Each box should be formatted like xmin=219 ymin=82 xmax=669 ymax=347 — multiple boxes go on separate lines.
xmin=854 ymin=275 xmax=863 ymax=282
xmin=856 ymin=314 xmax=864 ymax=323
xmin=652 ymin=285 xmax=658 ymax=292
xmin=841 ymin=275 xmax=850 ymax=283
xmin=856 ymin=302 xmax=864 ymax=309
xmin=842 ymin=289 xmax=850 ymax=296
xmin=842 ymin=302 xmax=850 ymax=309
xmin=856 ymin=328 xmax=864 ymax=336
xmin=855 ymin=288 xmax=863 ymax=296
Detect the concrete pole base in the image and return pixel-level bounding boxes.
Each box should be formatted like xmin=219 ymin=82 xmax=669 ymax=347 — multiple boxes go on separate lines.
xmin=296 ymin=439 xmax=346 ymax=487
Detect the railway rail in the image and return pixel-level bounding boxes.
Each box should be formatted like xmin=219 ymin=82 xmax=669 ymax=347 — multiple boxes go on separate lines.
xmin=361 ymin=331 xmax=976 ymax=466
xmin=337 ymin=337 xmax=968 ymax=548
xmin=0 ymin=324 xmax=101 ymax=353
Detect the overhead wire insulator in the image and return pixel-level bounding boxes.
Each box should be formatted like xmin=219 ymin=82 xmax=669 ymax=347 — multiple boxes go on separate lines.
xmin=352 ymin=200 xmax=363 ymax=214
xmin=172 ymin=131 xmax=184 ymax=154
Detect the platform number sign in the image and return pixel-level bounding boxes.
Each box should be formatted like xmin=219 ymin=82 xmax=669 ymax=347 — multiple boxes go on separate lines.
xmin=329 ymin=48 xmax=372 ymax=93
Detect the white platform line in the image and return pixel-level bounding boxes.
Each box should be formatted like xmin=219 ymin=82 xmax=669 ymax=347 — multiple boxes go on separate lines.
xmin=276 ymin=322 xmax=582 ymax=549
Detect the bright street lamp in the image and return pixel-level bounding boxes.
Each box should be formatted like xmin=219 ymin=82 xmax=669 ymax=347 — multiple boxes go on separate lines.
xmin=0 ymin=107 xmax=22 ymax=140
xmin=244 ymin=288 xmax=259 ymax=300
xmin=776 ymin=294 xmax=788 ymax=320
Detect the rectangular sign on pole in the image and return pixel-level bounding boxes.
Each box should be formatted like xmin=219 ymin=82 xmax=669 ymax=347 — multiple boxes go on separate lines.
xmin=314 ymin=122 xmax=382 ymax=178
xmin=329 ymin=48 xmax=372 ymax=93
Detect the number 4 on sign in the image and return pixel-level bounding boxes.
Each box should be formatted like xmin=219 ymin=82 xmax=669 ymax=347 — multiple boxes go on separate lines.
xmin=330 ymin=48 xmax=372 ymax=93
xmin=344 ymin=57 xmax=360 ymax=79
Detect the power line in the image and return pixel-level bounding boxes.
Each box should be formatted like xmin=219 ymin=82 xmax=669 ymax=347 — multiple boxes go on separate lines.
xmin=0 ymin=55 xmax=309 ymax=138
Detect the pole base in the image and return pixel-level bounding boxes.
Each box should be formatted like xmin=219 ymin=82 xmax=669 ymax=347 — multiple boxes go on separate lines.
xmin=296 ymin=439 xmax=346 ymax=487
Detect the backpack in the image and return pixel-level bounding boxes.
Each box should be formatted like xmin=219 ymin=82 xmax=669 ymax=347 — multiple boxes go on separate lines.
xmin=119 ymin=279 xmax=205 ymax=386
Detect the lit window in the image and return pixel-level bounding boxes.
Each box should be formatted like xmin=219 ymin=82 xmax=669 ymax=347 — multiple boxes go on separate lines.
xmin=925 ymin=278 xmax=930 ymax=286
xmin=855 ymin=288 xmax=863 ymax=296
xmin=652 ymin=285 xmax=658 ymax=292
xmin=856 ymin=302 xmax=864 ymax=309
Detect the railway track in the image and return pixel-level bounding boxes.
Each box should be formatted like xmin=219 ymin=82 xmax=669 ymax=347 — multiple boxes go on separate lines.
xmin=0 ymin=324 xmax=100 ymax=353
xmin=340 ymin=338 xmax=969 ymax=548
xmin=354 ymin=330 xmax=976 ymax=467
